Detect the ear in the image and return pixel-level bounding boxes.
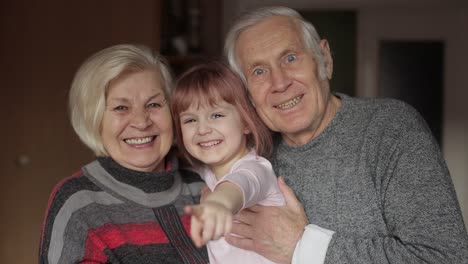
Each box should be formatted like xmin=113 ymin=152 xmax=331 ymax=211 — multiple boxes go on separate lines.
xmin=320 ymin=39 xmax=333 ymax=80
xmin=243 ymin=126 xmax=251 ymax=135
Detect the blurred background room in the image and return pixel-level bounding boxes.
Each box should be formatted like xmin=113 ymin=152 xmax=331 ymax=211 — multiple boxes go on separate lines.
xmin=1 ymin=0 xmax=467 ymax=263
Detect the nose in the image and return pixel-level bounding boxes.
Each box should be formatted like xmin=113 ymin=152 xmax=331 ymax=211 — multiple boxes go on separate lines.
xmin=197 ymin=119 xmax=212 ymax=135
xmin=130 ymin=108 xmax=152 ymax=130
xmin=271 ymin=66 xmax=292 ymax=92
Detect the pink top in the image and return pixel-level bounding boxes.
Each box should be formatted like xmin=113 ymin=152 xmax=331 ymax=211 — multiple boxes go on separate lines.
xmin=193 ymin=150 xmax=285 ymax=264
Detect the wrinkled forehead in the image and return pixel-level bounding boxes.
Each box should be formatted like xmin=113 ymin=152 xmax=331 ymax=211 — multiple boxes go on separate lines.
xmin=235 ymin=16 xmax=303 ymax=69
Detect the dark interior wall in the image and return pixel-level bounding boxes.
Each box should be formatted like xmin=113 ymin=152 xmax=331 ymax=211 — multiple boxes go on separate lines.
xmin=379 ymin=41 xmax=444 ymax=144
xmin=0 ymin=1 xmax=161 ymax=263
xmin=299 ymin=10 xmax=357 ymax=96
xmin=159 ymin=0 xmax=223 ymax=75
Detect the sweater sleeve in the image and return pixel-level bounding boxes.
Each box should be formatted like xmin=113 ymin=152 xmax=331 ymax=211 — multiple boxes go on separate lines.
xmin=215 ymin=156 xmax=285 ymax=209
xmin=322 ymin=103 xmax=468 ymax=263
xmin=39 ymin=174 xmax=105 ymax=264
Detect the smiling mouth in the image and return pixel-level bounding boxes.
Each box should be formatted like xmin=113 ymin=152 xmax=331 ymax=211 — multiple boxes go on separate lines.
xmin=199 ymin=140 xmax=222 ymax=147
xmin=275 ymin=95 xmax=302 ymax=109
xmin=124 ymin=136 xmax=156 ymax=145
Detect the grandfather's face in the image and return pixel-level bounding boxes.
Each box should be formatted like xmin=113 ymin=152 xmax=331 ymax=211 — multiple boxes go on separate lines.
xmin=235 ymin=16 xmax=335 ymax=145
xmin=101 ymin=70 xmax=173 ymax=172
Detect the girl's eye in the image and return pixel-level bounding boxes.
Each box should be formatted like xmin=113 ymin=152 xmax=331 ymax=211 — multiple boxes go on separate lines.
xmin=113 ymin=105 xmax=127 ymax=111
xmin=286 ymin=54 xmax=297 ymax=63
xmin=212 ymin=113 xmax=224 ymax=119
xmin=183 ymin=118 xmax=196 ymax=124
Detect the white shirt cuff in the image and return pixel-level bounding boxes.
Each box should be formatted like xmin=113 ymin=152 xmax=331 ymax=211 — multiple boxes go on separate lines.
xmin=291 ymin=224 xmax=335 ymax=264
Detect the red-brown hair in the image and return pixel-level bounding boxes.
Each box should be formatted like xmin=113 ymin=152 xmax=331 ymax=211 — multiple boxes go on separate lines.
xmin=171 ymin=61 xmax=272 ymax=164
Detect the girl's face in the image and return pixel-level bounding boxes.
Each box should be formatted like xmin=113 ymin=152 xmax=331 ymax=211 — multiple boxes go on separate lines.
xmin=179 ymin=99 xmax=250 ymax=178
xmin=101 ymin=70 xmax=173 ymax=172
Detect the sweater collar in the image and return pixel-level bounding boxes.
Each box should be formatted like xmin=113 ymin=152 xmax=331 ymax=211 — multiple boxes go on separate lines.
xmin=96 ymin=152 xmax=177 ymax=193
xmin=83 ymin=151 xmax=183 ymax=207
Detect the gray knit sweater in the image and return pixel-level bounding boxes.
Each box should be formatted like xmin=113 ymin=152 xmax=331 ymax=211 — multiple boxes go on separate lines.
xmin=271 ymin=93 xmax=468 ymax=263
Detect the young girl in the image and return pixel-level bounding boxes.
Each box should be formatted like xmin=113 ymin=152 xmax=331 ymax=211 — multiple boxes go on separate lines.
xmin=171 ymin=61 xmax=285 ymax=263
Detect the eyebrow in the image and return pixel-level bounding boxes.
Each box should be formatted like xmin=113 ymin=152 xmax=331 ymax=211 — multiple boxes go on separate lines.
xmin=107 ymin=92 xmax=164 ymax=103
xmin=245 ymin=60 xmax=264 ymax=72
xmin=179 ymin=112 xmax=194 ymax=118
xmin=179 ymin=103 xmax=229 ymax=116
xmin=245 ymin=46 xmax=300 ymax=71
xmin=146 ymin=93 xmax=164 ymax=103
xmin=280 ymin=48 xmax=297 ymax=58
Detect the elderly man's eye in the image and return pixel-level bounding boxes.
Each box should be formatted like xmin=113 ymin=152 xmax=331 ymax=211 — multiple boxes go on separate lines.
xmin=286 ymin=54 xmax=297 ymax=63
xmin=254 ymin=68 xmax=265 ymax=75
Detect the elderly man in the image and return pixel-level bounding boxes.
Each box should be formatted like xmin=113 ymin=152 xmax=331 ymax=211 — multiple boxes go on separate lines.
xmin=223 ymin=6 xmax=468 ymax=264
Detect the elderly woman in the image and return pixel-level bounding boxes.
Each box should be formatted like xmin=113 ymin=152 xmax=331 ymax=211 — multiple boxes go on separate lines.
xmin=39 ymin=44 xmax=208 ymax=264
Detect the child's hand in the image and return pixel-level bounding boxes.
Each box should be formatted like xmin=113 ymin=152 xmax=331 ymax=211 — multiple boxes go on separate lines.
xmin=184 ymin=201 xmax=234 ymax=247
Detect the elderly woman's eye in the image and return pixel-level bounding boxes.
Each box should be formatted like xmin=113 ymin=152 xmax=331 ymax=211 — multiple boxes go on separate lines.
xmin=148 ymin=102 xmax=161 ymax=108
xmin=113 ymin=105 xmax=127 ymax=111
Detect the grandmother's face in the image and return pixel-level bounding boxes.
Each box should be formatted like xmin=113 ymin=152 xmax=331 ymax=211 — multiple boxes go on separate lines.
xmin=101 ymin=70 xmax=173 ymax=172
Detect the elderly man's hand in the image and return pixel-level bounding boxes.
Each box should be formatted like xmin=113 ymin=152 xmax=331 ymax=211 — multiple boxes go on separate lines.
xmin=225 ymin=176 xmax=308 ymax=263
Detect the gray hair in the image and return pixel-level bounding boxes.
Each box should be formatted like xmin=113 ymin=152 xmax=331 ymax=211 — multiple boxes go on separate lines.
xmin=69 ymin=44 xmax=173 ymax=156
xmin=224 ymin=6 xmax=327 ymax=84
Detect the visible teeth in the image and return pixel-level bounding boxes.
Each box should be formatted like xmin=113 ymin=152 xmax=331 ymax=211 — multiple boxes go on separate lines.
xmin=276 ymin=96 xmax=301 ymax=109
xmin=125 ymin=136 xmax=154 ymax=145
xmin=199 ymin=140 xmax=221 ymax=147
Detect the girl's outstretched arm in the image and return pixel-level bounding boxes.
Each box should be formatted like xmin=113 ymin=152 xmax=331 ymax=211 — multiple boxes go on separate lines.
xmin=185 ymin=181 xmax=243 ymax=247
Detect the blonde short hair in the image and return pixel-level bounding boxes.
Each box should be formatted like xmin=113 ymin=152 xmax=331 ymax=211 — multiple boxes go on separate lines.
xmin=69 ymin=44 xmax=173 ymax=156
